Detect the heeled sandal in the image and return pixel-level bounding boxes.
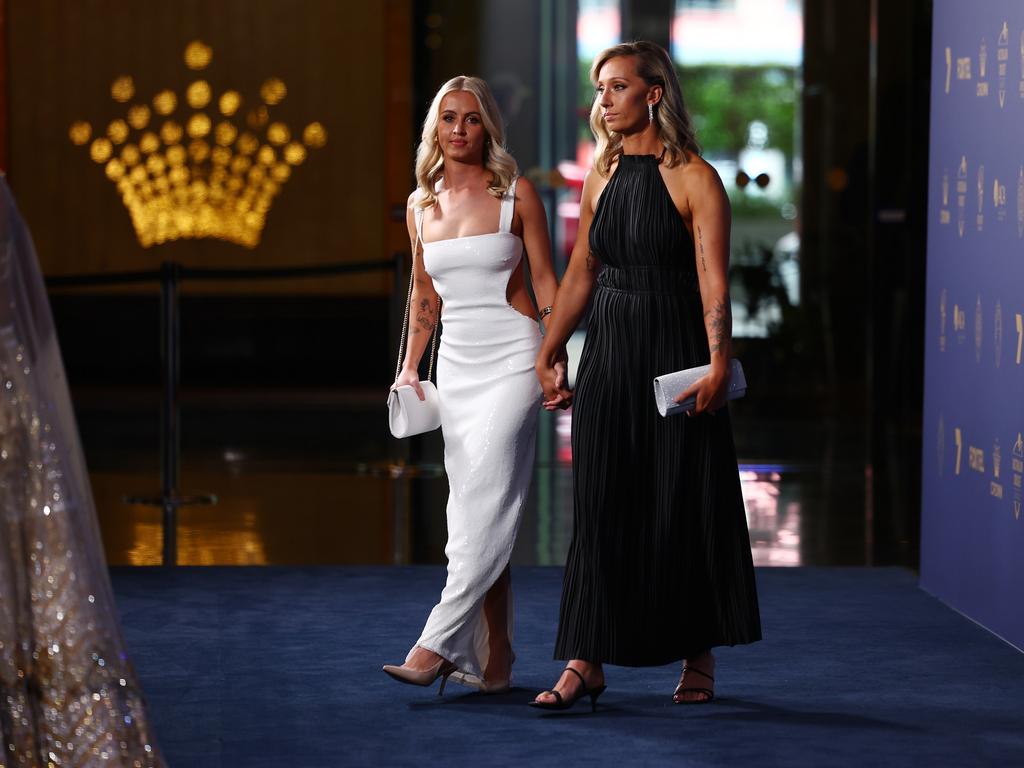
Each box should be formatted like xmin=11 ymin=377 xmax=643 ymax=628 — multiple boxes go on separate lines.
xmin=529 ymin=666 xmax=606 ymax=713
xmin=672 ymin=664 xmax=714 ymax=704
xmin=382 ymin=657 xmax=458 ymax=695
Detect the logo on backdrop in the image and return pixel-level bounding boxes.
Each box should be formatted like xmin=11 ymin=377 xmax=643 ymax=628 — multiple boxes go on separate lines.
xmin=941 ymin=169 xmax=951 ymax=225
xmin=975 ymin=295 xmax=984 ymax=363
xmin=978 ymin=38 xmax=990 ymax=97
xmin=968 ymin=438 xmax=986 ymax=474
xmin=946 ymin=46 xmax=953 ymax=94
xmin=953 ymin=300 xmax=967 ymax=345
xmin=957 ymin=155 xmax=968 ymax=237
xmin=994 ymin=300 xmax=1003 ymax=368
xmin=940 ymin=288 xmax=948 ymax=352
xmin=993 ymin=175 xmax=1007 ymax=221
xmin=1020 ymin=30 xmax=1024 ymax=98
xmin=958 ymin=53 xmax=973 ymax=82
xmin=998 ymin=22 xmax=1009 ymax=107
xmin=976 ymin=164 xmax=985 ymax=231
xmin=992 ymin=438 xmax=1004 ymax=500
xmin=1016 ymin=312 xmax=1023 ymax=365
xmin=1017 ymin=164 xmax=1024 ymax=237
xmin=1012 ymin=432 xmax=1023 ymax=520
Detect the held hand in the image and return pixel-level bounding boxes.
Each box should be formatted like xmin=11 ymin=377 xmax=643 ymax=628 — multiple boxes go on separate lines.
xmin=393 ymin=367 xmax=425 ymax=401
xmin=553 ymin=345 xmax=569 ymax=390
xmin=547 ymin=347 xmax=572 ymax=410
xmin=536 ymin=352 xmax=573 ymax=411
xmin=676 ymin=365 xmax=730 ymax=416
xmin=553 ymin=360 xmax=569 ymax=392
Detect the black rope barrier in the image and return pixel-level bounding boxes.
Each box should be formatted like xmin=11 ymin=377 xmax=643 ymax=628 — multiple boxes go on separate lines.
xmin=44 ymin=258 xmax=395 ymax=289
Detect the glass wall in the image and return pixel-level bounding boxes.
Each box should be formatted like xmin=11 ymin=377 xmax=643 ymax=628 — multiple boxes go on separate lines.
xmin=673 ymin=0 xmax=803 ymax=337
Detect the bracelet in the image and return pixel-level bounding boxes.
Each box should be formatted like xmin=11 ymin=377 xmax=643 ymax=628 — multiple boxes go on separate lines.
xmin=539 ymin=305 xmax=553 ymax=319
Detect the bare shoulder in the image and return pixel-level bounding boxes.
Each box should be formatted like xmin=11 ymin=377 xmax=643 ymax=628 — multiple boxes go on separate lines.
xmin=513 ymin=175 xmax=541 ymax=208
xmin=405 ymin=189 xmax=423 ymax=235
xmin=662 ymin=153 xmax=727 ymax=218
xmin=514 ymin=174 xmax=537 ymax=195
xmin=513 ymin=175 xmax=547 ymax=224
xmin=667 ymin=153 xmax=723 ymax=191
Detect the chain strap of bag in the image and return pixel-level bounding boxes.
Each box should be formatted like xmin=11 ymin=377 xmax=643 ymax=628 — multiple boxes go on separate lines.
xmin=394 ymin=216 xmax=440 ymax=383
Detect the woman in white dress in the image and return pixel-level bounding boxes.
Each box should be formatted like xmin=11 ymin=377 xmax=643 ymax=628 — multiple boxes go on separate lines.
xmin=382 ymin=76 xmax=560 ymax=693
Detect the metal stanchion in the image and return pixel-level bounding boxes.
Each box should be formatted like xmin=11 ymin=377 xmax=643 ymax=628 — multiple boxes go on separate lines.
xmin=124 ymin=262 xmax=216 ymax=565
xmin=160 ymin=260 xmax=181 ymax=565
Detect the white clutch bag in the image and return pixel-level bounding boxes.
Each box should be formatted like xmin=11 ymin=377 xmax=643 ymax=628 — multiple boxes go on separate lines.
xmin=387 ymin=218 xmax=442 ymax=439
xmin=653 ymin=359 xmax=747 ymax=417
xmin=388 ymin=382 xmax=442 ymax=438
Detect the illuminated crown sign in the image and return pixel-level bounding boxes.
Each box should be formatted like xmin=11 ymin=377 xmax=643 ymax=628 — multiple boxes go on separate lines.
xmin=70 ymin=41 xmax=327 ymax=248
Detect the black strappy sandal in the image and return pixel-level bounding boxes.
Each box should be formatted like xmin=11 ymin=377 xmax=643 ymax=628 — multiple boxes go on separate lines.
xmin=672 ymin=665 xmax=715 ymax=704
xmin=529 ymin=667 xmax=607 ymax=712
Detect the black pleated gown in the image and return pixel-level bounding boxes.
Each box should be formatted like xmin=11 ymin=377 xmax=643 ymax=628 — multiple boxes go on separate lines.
xmin=554 ymin=154 xmax=762 ymax=666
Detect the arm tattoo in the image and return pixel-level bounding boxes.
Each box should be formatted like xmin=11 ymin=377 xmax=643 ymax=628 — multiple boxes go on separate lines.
xmin=585 ymin=249 xmax=596 ymax=272
xmin=704 ymin=297 xmax=731 ymax=355
xmin=413 ymin=296 xmax=435 ymax=334
xmin=697 ymin=225 xmax=707 ymax=272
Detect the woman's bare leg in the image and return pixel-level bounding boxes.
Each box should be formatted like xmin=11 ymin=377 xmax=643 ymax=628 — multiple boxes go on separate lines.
xmin=482 ymin=565 xmax=511 ymax=681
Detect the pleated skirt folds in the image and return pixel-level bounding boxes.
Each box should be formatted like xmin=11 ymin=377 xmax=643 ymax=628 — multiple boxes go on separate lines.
xmin=554 ymin=283 xmax=762 ymax=666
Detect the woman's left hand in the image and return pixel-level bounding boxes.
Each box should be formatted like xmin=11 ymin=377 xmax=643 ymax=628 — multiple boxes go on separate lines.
xmin=538 ymin=346 xmax=572 ymax=410
xmin=676 ymin=364 xmax=730 ymax=416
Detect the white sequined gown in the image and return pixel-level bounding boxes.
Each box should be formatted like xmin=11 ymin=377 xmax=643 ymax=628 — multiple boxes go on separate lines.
xmin=409 ymin=178 xmax=541 ymax=683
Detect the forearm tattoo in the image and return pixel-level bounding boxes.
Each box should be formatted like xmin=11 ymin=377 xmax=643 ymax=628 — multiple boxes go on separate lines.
xmin=704 ymin=297 xmax=731 ymax=355
xmin=697 ymin=225 xmax=707 ymax=272
xmin=413 ymin=296 xmax=435 ymax=334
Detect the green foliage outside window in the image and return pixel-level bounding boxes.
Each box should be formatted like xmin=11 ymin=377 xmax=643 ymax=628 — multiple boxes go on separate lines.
xmin=677 ymin=65 xmax=797 ymax=157
xmin=576 ymin=60 xmax=798 ymax=166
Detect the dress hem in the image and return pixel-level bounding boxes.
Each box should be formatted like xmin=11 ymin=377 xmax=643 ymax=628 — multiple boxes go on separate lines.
xmin=553 ymin=634 xmax=762 ymax=668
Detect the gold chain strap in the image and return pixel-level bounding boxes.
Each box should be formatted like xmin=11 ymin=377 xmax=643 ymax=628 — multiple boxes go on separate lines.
xmin=394 ymin=211 xmax=440 ymax=382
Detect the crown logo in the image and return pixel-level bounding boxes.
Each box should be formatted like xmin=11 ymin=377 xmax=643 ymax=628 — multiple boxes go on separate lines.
xmin=69 ymin=40 xmax=327 ymax=248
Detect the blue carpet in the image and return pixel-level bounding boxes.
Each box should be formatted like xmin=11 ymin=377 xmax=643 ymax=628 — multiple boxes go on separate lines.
xmin=109 ymin=566 xmax=1024 ymax=767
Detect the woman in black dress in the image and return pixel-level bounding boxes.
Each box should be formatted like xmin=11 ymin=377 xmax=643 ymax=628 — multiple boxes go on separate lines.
xmin=532 ymin=41 xmax=761 ymax=709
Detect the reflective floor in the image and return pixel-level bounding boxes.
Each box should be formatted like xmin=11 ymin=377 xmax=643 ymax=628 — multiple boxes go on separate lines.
xmin=77 ymin=388 xmax=881 ymax=568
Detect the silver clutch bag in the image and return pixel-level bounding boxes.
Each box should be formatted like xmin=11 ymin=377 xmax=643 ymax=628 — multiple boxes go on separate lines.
xmin=653 ymin=359 xmax=747 ymax=417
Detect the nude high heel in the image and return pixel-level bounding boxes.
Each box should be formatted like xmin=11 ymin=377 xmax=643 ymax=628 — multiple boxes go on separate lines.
xmin=382 ymin=657 xmax=458 ymax=695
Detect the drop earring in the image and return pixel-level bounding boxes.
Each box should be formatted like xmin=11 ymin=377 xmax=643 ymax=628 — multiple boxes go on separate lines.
xmin=648 ymin=103 xmax=654 ymax=124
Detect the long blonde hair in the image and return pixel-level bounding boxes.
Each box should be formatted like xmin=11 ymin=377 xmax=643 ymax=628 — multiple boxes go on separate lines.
xmin=414 ymin=76 xmax=518 ymax=208
xmin=589 ymin=41 xmax=701 ymax=178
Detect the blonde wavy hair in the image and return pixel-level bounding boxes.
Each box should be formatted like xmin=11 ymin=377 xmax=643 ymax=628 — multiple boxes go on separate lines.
xmin=414 ymin=76 xmax=518 ymax=209
xmin=589 ymin=41 xmax=701 ymax=178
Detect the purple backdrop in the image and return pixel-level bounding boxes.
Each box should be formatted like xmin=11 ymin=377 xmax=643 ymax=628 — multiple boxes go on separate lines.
xmin=921 ymin=0 xmax=1024 ymax=650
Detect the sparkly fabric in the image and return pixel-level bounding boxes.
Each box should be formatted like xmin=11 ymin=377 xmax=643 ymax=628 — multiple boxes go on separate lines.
xmin=409 ymin=179 xmax=542 ymax=683
xmin=0 ymin=177 xmax=163 ymax=767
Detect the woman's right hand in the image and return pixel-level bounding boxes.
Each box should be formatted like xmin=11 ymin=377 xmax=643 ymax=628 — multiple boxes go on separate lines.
xmin=393 ymin=367 xmax=425 ymax=401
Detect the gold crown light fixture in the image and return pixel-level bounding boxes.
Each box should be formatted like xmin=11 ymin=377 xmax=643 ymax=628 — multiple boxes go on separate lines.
xmin=70 ymin=40 xmax=327 ymax=248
